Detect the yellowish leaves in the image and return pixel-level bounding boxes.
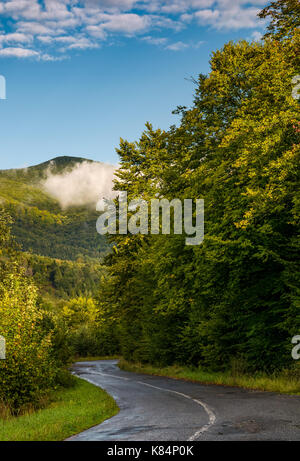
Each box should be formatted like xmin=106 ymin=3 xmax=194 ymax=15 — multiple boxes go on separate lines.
xmin=234 ymin=207 xmax=255 ymax=229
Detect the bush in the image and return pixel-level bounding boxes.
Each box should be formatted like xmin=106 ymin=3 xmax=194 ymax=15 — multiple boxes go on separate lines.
xmin=68 ymin=323 xmax=119 ymax=357
xmin=0 ymin=267 xmax=57 ymax=411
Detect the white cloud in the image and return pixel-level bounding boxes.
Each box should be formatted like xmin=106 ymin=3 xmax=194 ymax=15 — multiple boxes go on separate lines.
xmin=195 ymin=9 xmax=220 ymax=23
xmin=180 ymin=13 xmax=194 ymax=23
xmin=0 ymin=1 xmax=41 ymax=19
xmin=0 ymin=46 xmax=39 ymax=57
xmin=67 ymin=37 xmax=99 ymax=49
xmin=0 ymin=32 xmax=32 ymax=43
xmin=85 ymin=25 xmax=107 ymax=39
xmin=42 ymin=160 xmax=117 ymax=208
xmin=165 ymin=40 xmax=189 ymax=51
xmin=102 ymin=13 xmax=151 ymax=33
xmin=194 ymin=1 xmax=265 ymax=30
xmin=165 ymin=39 xmax=204 ymax=51
xmin=150 ymin=14 xmax=183 ymax=31
xmin=142 ymin=0 xmax=214 ymax=14
xmin=250 ymin=30 xmax=263 ymax=41
xmin=36 ymin=35 xmax=54 ymax=43
xmin=42 ymin=0 xmax=72 ymax=20
xmin=142 ymin=35 xmax=167 ymax=45
xmin=82 ymin=0 xmax=138 ymax=11
xmin=162 ymin=0 xmax=215 ymax=14
xmin=0 ymin=0 xmax=266 ymax=59
xmin=17 ymin=21 xmax=59 ymax=35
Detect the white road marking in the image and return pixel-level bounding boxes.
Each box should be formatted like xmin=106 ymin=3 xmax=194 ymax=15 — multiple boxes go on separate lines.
xmin=187 ymin=399 xmax=216 ymax=440
xmin=75 ymin=368 xmax=216 ymax=440
xmin=82 ymin=370 xmax=130 ymax=381
xmin=137 ymin=381 xmax=216 ymax=440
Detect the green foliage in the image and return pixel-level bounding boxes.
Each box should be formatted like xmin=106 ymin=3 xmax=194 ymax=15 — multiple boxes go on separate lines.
xmin=21 ymin=253 xmax=103 ymax=300
xmin=0 ymin=246 xmax=54 ymax=408
xmin=0 ymin=157 xmax=109 ymax=261
xmin=62 ymin=296 xmax=98 ymax=327
xmin=63 ymin=295 xmax=120 ymax=358
xmin=259 ymin=0 xmax=300 ymax=40
xmin=0 ymin=211 xmax=73 ymax=411
xmin=119 ymin=360 xmax=300 ymax=395
xmin=0 ymin=377 xmax=119 ymax=441
xmin=99 ymin=6 xmax=300 ymax=372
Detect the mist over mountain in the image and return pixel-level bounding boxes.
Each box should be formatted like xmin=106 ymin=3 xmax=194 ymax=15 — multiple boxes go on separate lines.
xmin=0 ymin=156 xmax=113 ymax=261
xmin=42 ymin=159 xmax=117 ymax=209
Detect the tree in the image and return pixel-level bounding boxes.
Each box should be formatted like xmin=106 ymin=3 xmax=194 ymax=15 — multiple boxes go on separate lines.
xmin=99 ymin=1 xmax=300 ymax=372
xmin=259 ymin=0 xmax=300 ymax=40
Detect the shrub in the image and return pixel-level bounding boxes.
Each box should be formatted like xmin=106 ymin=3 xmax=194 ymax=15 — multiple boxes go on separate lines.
xmin=0 ymin=267 xmax=57 ymax=411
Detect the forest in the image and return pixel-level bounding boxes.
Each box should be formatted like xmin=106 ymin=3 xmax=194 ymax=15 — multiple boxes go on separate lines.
xmin=0 ymin=0 xmax=299 ymax=415
xmin=99 ymin=0 xmax=300 ymax=372
xmin=0 ymin=156 xmax=110 ymax=261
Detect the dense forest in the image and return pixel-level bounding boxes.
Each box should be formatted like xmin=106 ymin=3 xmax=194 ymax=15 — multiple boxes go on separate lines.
xmin=0 ymin=157 xmax=114 ymax=414
xmin=21 ymin=253 xmax=103 ymax=299
xmin=0 ymin=156 xmax=110 ymax=261
xmin=99 ymin=0 xmax=300 ymax=373
xmin=0 ymin=209 xmax=115 ymax=413
xmin=0 ymin=156 xmax=110 ymax=322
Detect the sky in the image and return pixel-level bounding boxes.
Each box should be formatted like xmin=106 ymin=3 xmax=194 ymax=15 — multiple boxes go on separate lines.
xmin=0 ymin=0 xmax=268 ymax=169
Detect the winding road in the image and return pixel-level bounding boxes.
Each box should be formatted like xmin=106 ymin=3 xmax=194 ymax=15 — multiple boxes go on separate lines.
xmin=68 ymin=360 xmax=300 ymax=441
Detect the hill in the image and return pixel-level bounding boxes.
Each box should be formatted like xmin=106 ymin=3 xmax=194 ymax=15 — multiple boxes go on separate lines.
xmin=0 ymin=156 xmax=110 ymax=261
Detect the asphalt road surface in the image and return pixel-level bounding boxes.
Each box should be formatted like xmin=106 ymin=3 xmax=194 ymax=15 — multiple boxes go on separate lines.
xmin=68 ymin=360 xmax=300 ymax=441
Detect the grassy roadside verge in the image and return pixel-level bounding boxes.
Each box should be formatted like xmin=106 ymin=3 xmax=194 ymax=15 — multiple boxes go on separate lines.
xmin=0 ymin=377 xmax=119 ymax=441
xmin=74 ymin=355 xmax=120 ymax=362
xmin=119 ymin=360 xmax=300 ymax=395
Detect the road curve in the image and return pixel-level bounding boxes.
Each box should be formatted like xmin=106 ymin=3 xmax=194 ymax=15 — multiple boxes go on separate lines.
xmin=68 ymin=360 xmax=300 ymax=441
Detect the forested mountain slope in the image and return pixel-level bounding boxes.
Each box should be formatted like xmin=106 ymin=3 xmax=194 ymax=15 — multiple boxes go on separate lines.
xmin=0 ymin=156 xmax=109 ymax=261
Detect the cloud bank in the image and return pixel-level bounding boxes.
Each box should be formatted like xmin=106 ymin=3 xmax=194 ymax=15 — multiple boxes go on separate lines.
xmin=42 ymin=160 xmax=117 ymax=208
xmin=0 ymin=0 xmax=266 ymax=59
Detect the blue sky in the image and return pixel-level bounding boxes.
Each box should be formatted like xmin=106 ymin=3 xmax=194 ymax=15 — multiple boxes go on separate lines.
xmin=0 ymin=0 xmax=267 ymax=169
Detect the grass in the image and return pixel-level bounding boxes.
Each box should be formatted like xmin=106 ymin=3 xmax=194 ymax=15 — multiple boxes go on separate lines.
xmin=74 ymin=355 xmax=120 ymax=362
xmin=0 ymin=377 xmax=119 ymax=441
xmin=119 ymin=359 xmax=300 ymax=395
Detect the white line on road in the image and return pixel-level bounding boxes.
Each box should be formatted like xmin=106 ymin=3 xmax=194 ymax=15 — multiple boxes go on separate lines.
xmin=137 ymin=381 xmax=216 ymax=441
xmin=75 ymin=368 xmax=216 ymax=440
xmin=81 ymin=370 xmax=130 ymax=381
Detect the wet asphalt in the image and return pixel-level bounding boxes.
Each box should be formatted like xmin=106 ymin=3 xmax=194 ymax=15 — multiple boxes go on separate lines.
xmin=67 ymin=360 xmax=300 ymax=441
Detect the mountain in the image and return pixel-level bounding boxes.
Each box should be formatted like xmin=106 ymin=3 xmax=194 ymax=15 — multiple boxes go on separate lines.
xmin=0 ymin=156 xmax=110 ymax=261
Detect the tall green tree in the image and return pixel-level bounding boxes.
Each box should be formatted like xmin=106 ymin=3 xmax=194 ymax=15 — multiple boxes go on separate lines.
xmin=99 ymin=1 xmax=300 ymax=371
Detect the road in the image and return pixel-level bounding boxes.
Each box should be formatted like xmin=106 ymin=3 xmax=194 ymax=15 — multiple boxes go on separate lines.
xmin=68 ymin=360 xmax=300 ymax=441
